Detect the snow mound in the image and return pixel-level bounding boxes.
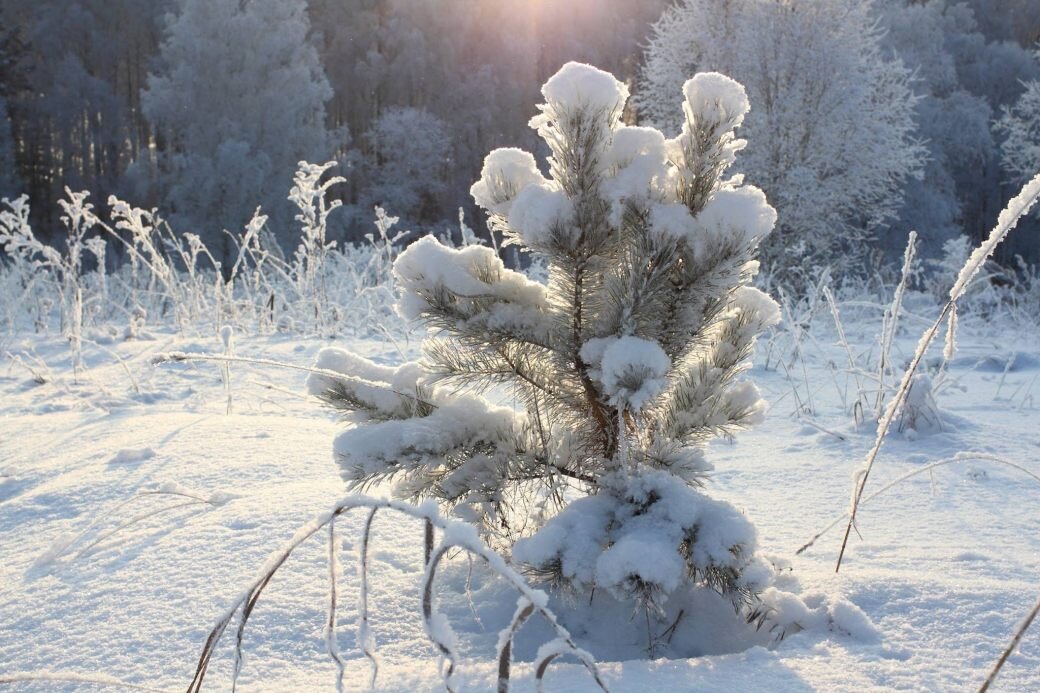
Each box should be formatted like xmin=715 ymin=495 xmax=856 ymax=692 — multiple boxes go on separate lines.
xmin=683 ymin=72 xmax=750 ymax=126
xmin=541 ymin=61 xmax=629 ymax=115
xmin=598 ymin=336 xmax=671 ymax=411
xmin=107 ymin=448 xmax=155 ymax=466
xmin=508 ymin=184 xmax=574 ymax=248
xmin=470 ymin=148 xmax=546 ymax=216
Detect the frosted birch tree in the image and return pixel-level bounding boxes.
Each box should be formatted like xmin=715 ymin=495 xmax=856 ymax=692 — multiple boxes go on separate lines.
xmin=996 ymin=71 xmax=1040 ymax=187
xmin=639 ymin=0 xmax=926 ymax=285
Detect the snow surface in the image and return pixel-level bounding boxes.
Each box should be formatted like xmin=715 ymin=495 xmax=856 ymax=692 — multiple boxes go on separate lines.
xmin=595 ymin=336 xmax=671 ymax=411
xmin=1 ymin=311 xmax=1039 ymax=691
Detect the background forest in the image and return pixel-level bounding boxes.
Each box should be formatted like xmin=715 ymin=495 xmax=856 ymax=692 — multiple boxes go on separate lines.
xmin=1 ymin=0 xmax=1039 ymax=281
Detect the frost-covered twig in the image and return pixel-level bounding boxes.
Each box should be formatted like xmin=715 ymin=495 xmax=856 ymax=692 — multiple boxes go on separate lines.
xmin=0 ymin=672 xmax=175 ymax=692
xmin=799 ymin=453 xmax=1040 ymax=556
xmin=80 ymin=336 xmax=141 ymax=394
xmin=836 ymin=173 xmax=1040 ymax=572
xmin=4 ymin=350 xmax=51 ymax=385
xmin=876 ymin=232 xmax=916 ymax=418
xmin=152 ymin=351 xmax=434 ymax=410
xmin=219 ymin=326 xmax=234 ymax=415
xmin=356 ymin=507 xmax=379 ymax=688
xmin=978 ymin=594 xmax=1040 ymax=692
xmin=325 ymin=516 xmax=347 ymax=693
xmin=497 ymin=598 xmax=535 ymax=693
xmin=35 ymin=487 xmax=228 ymax=570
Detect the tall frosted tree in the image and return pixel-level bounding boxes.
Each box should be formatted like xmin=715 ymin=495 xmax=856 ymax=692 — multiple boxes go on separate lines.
xmin=878 ymin=0 xmax=1039 ymax=250
xmin=639 ymin=0 xmax=925 ymax=286
xmin=2 ymin=0 xmax=165 ymax=238
xmin=357 ymin=107 xmax=452 ymax=228
xmin=143 ymin=0 xmax=337 ymax=261
xmin=996 ymin=69 xmax=1040 ymax=187
xmin=309 ymin=63 xmax=783 ymax=622
xmin=876 ymin=0 xmax=998 ymax=257
xmin=0 ymin=97 xmax=19 ymax=200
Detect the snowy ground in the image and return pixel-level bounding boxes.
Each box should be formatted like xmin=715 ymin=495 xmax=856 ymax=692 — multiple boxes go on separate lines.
xmin=1 ymin=313 xmax=1039 ymax=691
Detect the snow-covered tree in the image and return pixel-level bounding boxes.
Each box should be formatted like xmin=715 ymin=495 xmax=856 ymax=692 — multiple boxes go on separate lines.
xmin=638 ymin=0 xmax=925 ymax=285
xmin=3 ymin=0 xmax=169 ymax=239
xmin=309 ymin=63 xmax=781 ymax=617
xmin=877 ymin=0 xmax=1040 ymax=250
xmin=996 ymin=72 xmax=1040 ymax=186
xmin=143 ymin=0 xmax=337 ymax=261
xmin=0 ymin=97 xmax=20 ymax=200
xmin=357 ymin=107 xmax=452 ymax=228
xmin=876 ymin=0 xmax=999 ymax=257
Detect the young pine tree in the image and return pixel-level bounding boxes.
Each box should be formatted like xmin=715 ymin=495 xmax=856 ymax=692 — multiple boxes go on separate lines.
xmin=311 ymin=62 xmax=780 ymax=615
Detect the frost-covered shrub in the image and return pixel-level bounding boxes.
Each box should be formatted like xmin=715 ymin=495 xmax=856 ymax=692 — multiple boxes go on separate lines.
xmin=142 ymin=0 xmax=337 ymax=259
xmin=898 ymin=373 xmax=942 ymax=436
xmin=310 ymin=63 xmax=783 ymax=620
xmin=0 ymin=164 xmax=410 ymax=343
xmin=0 ymin=189 xmax=100 ymax=370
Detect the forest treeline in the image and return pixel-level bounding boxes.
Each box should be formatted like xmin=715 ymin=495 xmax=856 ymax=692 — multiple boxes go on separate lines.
xmin=0 ymin=0 xmax=1038 ymax=277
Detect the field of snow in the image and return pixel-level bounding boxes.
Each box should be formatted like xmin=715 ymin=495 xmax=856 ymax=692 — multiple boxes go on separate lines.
xmin=1 ymin=310 xmax=1039 ymax=691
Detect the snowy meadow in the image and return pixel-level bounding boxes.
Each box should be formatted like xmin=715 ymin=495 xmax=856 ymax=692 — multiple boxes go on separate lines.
xmin=3 ymin=1 xmax=1040 ymax=692
xmin=2 ymin=82 xmax=1040 ymax=692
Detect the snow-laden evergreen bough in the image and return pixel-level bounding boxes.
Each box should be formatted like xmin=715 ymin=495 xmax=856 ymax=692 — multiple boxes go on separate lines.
xmin=312 ymin=62 xmax=807 ymax=628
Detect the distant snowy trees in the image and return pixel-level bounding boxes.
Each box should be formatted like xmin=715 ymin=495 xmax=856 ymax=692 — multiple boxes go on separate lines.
xmin=996 ymin=69 xmax=1040 ymax=186
xmin=1 ymin=0 xmax=166 ymax=232
xmin=639 ymin=0 xmax=926 ymax=283
xmin=357 ymin=108 xmax=452 ymax=228
xmin=142 ymin=0 xmax=337 ymax=260
xmin=2 ymin=0 xmax=1039 ymax=270
xmin=877 ymin=0 xmax=1040 ymax=255
xmin=309 ymin=63 xmax=785 ymax=622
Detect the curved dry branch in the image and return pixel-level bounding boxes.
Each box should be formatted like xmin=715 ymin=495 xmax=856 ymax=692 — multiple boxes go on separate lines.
xmin=497 ymin=599 xmax=535 ymax=693
xmin=326 ymin=516 xmax=347 ymax=693
xmin=185 ymin=495 xmax=609 ymax=693
xmin=357 ymin=507 xmax=380 ymax=688
xmin=837 ymin=174 xmax=1040 ymax=573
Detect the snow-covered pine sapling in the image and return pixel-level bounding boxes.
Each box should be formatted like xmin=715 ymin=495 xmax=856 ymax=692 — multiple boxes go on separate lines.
xmin=311 ymin=63 xmax=780 ymax=618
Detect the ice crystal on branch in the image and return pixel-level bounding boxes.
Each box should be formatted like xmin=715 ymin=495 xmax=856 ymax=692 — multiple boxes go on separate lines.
xmin=313 ymin=62 xmax=780 ymax=613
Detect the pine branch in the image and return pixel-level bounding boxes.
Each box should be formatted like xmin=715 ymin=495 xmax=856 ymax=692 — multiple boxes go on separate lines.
xmin=316 ymin=381 xmax=435 ymax=421
xmin=658 ymin=237 xmax=751 ymax=359
xmin=655 ymin=310 xmax=760 ymax=444
xmin=597 ymin=203 xmax=683 ymax=340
